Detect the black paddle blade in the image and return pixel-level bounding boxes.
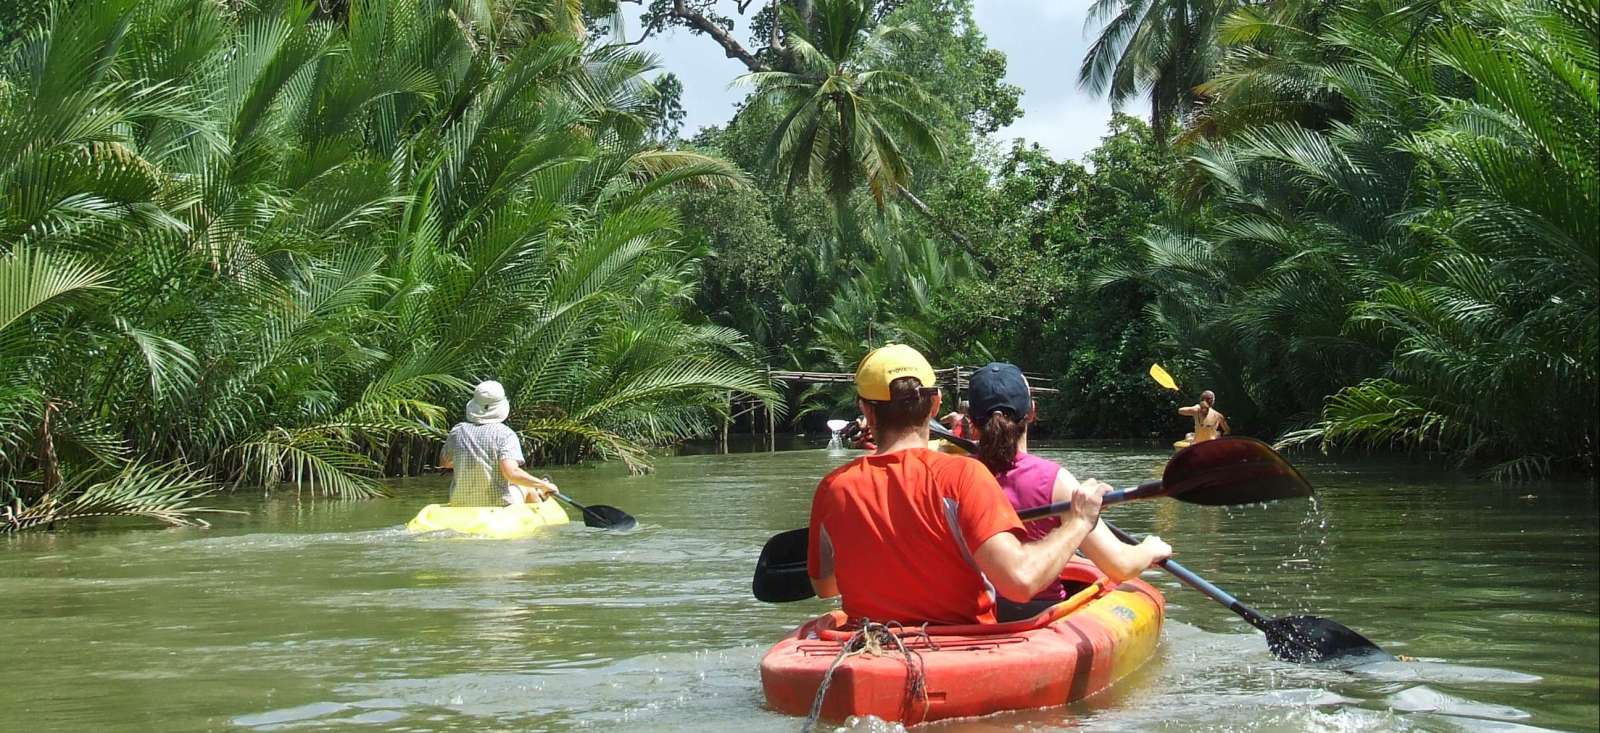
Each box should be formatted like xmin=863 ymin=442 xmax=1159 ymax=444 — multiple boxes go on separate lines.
xmin=1264 ymin=615 xmax=1392 ymax=664
xmin=753 ymin=528 xmax=815 ymax=603
xmin=581 ymin=504 xmax=636 ymax=531
xmin=1166 ymin=437 xmax=1313 ymax=506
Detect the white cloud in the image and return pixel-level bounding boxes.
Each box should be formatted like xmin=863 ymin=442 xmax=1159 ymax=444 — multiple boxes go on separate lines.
xmin=993 ymin=94 xmax=1119 ymax=163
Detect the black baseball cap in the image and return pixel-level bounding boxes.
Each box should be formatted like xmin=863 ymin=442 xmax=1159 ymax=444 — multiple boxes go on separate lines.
xmin=968 ymin=362 xmax=1030 ymax=421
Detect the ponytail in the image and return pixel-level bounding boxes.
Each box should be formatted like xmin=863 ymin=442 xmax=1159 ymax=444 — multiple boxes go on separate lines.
xmin=974 ymin=410 xmax=1028 ymax=474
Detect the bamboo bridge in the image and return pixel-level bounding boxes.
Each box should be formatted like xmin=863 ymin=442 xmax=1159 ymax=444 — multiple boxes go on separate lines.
xmin=724 ymin=367 xmax=1057 ymax=449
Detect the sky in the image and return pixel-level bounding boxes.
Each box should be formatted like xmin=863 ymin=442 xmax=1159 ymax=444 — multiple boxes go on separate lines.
xmin=618 ymin=0 xmax=1128 ymax=163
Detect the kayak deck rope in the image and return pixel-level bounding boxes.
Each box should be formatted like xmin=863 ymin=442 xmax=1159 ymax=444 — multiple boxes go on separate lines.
xmin=800 ymin=621 xmax=930 ymax=732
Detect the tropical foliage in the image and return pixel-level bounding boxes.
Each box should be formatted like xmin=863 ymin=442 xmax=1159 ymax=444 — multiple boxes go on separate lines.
xmin=665 ymin=0 xmax=1015 ymax=419
xmin=0 ymin=0 xmax=775 ymax=531
xmin=738 ymin=0 xmax=943 ymax=213
xmin=671 ymin=0 xmax=1595 ymax=477
xmin=1080 ymin=0 xmax=1234 ymax=140
xmin=1107 ymin=0 xmax=1597 ymax=476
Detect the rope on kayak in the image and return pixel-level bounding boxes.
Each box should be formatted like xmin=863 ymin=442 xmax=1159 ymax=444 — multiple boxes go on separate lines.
xmin=800 ymin=620 xmax=928 ymax=733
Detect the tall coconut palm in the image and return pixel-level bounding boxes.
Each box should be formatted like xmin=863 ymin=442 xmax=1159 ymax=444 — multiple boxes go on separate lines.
xmin=1079 ymin=0 xmax=1235 ymax=141
xmin=738 ymin=0 xmax=946 ymax=221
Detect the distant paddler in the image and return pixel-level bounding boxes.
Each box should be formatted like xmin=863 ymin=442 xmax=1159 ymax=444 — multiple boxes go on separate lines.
xmin=939 ymin=400 xmax=972 ymax=440
xmin=439 ymin=380 xmax=557 ymax=506
xmin=1177 ymin=390 xmax=1230 ymax=445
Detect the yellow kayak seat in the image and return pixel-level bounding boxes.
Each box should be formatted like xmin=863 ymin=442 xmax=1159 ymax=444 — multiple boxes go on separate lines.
xmin=406 ymin=497 xmax=570 ymax=539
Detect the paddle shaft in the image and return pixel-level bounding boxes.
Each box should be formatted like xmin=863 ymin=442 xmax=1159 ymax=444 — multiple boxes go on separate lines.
xmin=933 ymin=422 xmax=1166 ymax=518
xmin=1017 ymin=480 xmax=1162 ymax=520
xmin=930 ymin=421 xmax=1165 ymax=518
xmin=549 ymin=490 xmax=602 ymax=523
xmin=1102 ymin=519 xmax=1272 ymax=631
xmin=550 ymin=489 xmax=608 ymax=520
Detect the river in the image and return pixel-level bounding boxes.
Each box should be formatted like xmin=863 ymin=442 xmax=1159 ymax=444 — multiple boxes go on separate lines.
xmin=2 ymin=440 xmax=1595 ymax=732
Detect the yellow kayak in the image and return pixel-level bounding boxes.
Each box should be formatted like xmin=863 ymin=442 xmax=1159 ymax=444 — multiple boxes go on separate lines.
xmin=1173 ymin=439 xmax=1193 ymax=450
xmin=407 ymin=498 xmax=570 ymax=539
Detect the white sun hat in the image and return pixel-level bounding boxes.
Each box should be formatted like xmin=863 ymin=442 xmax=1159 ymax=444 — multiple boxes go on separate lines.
xmin=465 ymin=380 xmax=510 ymax=424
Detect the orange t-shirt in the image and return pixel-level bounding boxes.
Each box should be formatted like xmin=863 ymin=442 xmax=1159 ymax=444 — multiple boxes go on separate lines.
xmin=807 ymin=447 xmax=1024 ymax=625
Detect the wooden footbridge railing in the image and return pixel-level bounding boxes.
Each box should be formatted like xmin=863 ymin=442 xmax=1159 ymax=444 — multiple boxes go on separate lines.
xmin=722 ymin=367 xmax=1057 ymax=450
xmin=764 ymin=367 xmax=1057 ymax=396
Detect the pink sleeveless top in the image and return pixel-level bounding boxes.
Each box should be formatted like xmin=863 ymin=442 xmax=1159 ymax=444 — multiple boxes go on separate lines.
xmin=995 ymin=452 xmax=1068 ymax=601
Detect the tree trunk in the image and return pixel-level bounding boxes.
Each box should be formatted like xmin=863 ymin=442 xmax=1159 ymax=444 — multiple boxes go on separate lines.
xmin=29 ymin=401 xmax=60 ymax=503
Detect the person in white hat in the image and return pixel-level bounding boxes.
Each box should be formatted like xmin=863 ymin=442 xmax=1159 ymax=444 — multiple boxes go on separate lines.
xmin=438 ymin=380 xmax=556 ymax=506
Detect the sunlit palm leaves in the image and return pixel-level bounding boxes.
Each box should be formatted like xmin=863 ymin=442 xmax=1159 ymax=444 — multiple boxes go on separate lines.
xmin=738 ymin=0 xmax=944 ymax=211
xmin=1116 ymin=0 xmax=1597 ymax=475
xmin=1 ymin=462 xmax=223 ymax=532
xmin=1080 ymin=0 xmax=1235 ymax=139
xmin=0 ymin=0 xmax=773 ymax=529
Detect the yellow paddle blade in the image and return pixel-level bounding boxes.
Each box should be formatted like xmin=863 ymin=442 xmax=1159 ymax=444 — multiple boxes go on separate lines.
xmin=1149 ymin=363 xmax=1179 ymax=391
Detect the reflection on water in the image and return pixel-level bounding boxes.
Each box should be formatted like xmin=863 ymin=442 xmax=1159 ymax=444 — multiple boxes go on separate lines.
xmin=0 ymin=441 xmax=1594 ymax=732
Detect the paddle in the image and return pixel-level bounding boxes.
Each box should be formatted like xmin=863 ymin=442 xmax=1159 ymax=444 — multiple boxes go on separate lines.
xmin=751 ymin=428 xmax=1313 ymax=604
xmin=1150 ymin=363 xmax=1180 ymax=391
xmin=932 ymin=421 xmax=1310 ymax=508
xmin=540 ymin=478 xmax=637 ymax=531
xmin=1101 ymin=519 xmax=1390 ymax=664
xmin=930 ymin=424 xmax=1389 ymax=664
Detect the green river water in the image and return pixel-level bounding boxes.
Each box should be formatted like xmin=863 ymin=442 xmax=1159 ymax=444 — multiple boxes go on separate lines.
xmin=2 ymin=441 xmax=1596 ymax=732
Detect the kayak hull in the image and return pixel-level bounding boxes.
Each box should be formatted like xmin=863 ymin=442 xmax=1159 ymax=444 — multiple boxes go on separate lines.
xmin=760 ymin=559 xmax=1164 ymax=725
xmin=406 ymin=498 xmax=570 ymax=538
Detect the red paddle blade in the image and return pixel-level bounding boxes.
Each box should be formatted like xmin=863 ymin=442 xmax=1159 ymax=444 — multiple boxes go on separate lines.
xmin=1165 ymin=437 xmax=1313 ymax=506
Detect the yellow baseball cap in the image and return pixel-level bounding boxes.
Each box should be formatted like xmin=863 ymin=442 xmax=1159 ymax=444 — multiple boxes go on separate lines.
xmin=855 ymin=344 xmax=937 ymax=401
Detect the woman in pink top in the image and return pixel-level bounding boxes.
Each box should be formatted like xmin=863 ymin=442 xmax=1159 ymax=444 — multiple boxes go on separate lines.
xmin=966 ymin=362 xmax=1173 ymax=622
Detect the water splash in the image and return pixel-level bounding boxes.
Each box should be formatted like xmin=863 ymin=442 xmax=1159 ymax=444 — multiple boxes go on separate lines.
xmin=826 ymin=419 xmax=850 ymax=450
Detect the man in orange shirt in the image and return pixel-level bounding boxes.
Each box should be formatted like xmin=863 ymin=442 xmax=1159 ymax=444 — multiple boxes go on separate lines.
xmin=807 ymin=345 xmax=1109 ymax=625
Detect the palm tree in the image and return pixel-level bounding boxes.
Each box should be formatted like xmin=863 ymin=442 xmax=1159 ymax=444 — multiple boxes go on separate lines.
xmin=737 ymin=0 xmax=956 ymax=240
xmin=1108 ymin=0 xmax=1597 ymax=477
xmin=0 ymin=0 xmax=776 ymax=531
xmin=1079 ymin=0 xmax=1234 ymax=141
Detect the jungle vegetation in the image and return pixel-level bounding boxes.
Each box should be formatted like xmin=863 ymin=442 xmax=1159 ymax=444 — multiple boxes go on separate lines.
xmin=0 ymin=0 xmax=776 ymax=530
xmin=3 ymin=0 xmax=1593 ymax=531
xmin=644 ymin=0 xmax=1596 ymax=478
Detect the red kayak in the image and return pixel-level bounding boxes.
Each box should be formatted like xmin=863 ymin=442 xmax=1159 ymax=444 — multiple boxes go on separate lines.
xmin=760 ymin=558 xmax=1165 ymax=725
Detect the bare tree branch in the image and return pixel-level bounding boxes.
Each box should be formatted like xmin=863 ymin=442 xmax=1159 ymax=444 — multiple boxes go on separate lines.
xmin=672 ymin=0 xmax=768 ymax=71
xmin=607 ymin=24 xmax=659 ymax=47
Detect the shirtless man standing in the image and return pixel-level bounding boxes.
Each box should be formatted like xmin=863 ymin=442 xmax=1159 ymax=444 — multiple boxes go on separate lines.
xmin=1178 ymin=390 xmax=1230 ymax=443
